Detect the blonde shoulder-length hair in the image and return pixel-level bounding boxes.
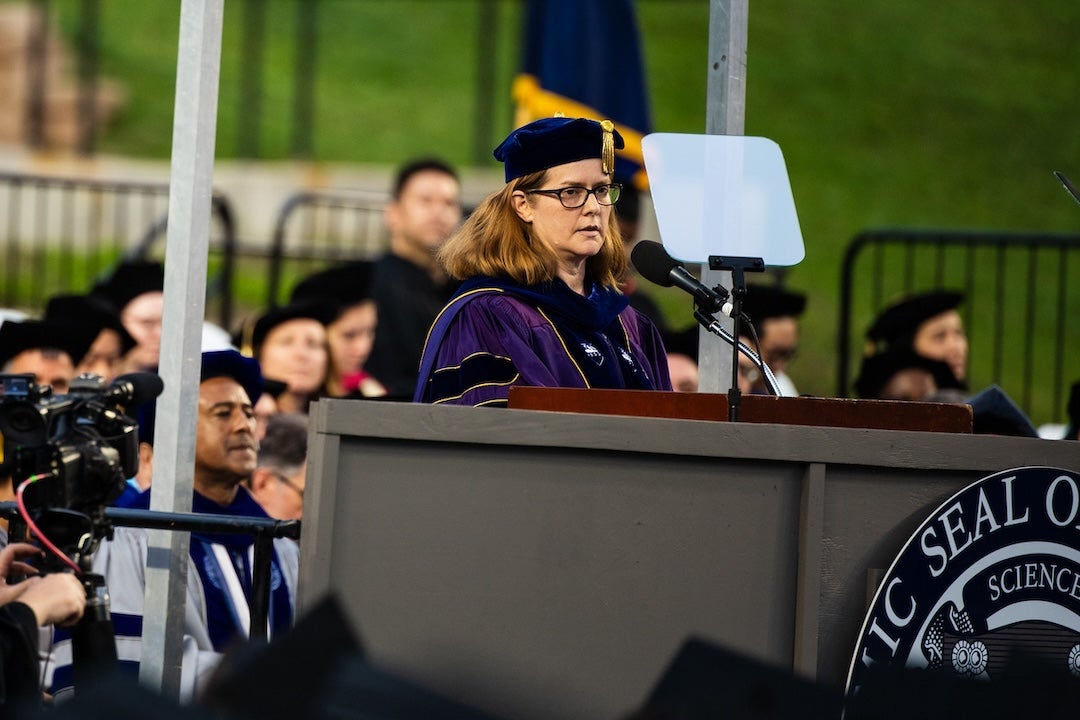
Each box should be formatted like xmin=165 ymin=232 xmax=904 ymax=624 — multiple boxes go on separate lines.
xmin=438 ymin=170 xmax=626 ymax=290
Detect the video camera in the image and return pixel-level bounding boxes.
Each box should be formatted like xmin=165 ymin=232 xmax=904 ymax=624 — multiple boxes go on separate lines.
xmin=0 ymin=371 xmax=162 ymax=570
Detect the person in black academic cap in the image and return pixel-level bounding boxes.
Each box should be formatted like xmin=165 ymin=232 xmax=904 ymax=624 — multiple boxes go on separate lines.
xmin=290 ymin=261 xmax=387 ymax=398
xmin=238 ymin=301 xmax=333 ymax=414
xmin=661 ymin=326 xmax=700 ymax=393
xmin=91 ymin=259 xmax=166 ymax=374
xmin=414 ymin=116 xmax=672 ymax=406
xmin=741 ymin=283 xmax=806 ymax=396
xmin=865 ymin=290 xmax=968 ymax=386
xmin=854 ymin=348 xmax=965 ymax=401
xmin=44 ymin=293 xmax=137 ymax=383
xmin=0 ymin=319 xmax=97 ymax=394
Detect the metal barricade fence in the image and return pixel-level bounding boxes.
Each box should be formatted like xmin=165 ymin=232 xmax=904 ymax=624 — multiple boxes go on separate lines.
xmin=264 ymin=190 xmax=389 ymax=308
xmin=837 ymin=228 xmax=1080 ymax=424
xmin=0 ymin=171 xmax=236 ymax=328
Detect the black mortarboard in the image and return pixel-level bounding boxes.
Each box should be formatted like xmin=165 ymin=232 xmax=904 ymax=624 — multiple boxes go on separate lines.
xmin=494 ymin=116 xmax=625 ymax=181
xmin=866 ymin=290 xmax=964 ymax=349
xmin=289 ymin=261 xmax=375 ymax=319
xmin=43 ymin=671 xmax=206 ymax=719
xmin=44 ymin=293 xmax=137 ymax=355
xmin=0 ymin=319 xmax=97 ymax=370
xmin=91 ymin=259 xmax=165 ymax=312
xmin=638 ymin=636 xmax=842 ymax=720
xmin=242 ymin=301 xmax=336 ymax=358
xmin=201 ymin=349 xmax=263 ymax=404
xmin=662 ymin=325 xmax=700 ymax=363
xmin=967 ymin=384 xmax=1039 ymax=438
xmin=742 ymin=284 xmax=807 ymax=329
xmin=854 ymin=348 xmax=963 ymax=399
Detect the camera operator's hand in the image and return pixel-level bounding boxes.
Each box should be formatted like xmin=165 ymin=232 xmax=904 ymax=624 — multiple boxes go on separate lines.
xmin=17 ymin=573 xmax=85 ymax=628
xmin=0 ymin=542 xmax=45 ymax=605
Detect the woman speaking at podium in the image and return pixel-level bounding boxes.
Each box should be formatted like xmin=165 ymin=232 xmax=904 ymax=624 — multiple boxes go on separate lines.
xmin=414 ymin=116 xmax=671 ymax=406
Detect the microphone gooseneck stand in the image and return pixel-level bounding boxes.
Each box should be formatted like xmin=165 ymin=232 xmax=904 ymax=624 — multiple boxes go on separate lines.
xmin=704 ymin=255 xmax=768 ymax=421
xmin=628 ymin=241 xmax=782 ymax=412
xmin=692 ymin=308 xmax=783 ymax=399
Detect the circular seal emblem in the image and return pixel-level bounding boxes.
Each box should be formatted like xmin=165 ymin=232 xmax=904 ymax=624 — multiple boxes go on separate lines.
xmin=847 ymin=466 xmax=1080 ymax=696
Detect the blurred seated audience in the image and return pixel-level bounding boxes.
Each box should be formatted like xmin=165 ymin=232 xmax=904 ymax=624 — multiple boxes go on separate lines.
xmin=290 ymin=262 xmax=386 ymax=398
xmin=240 ymin=302 xmax=333 ymax=414
xmin=247 ymin=413 xmax=308 ymax=521
xmin=0 ymin=319 xmax=96 ymax=394
xmin=741 ymin=283 xmax=806 ymax=396
xmin=661 ymin=326 xmax=700 ymax=393
xmin=865 ymin=290 xmax=968 ymax=386
xmin=367 ymin=158 xmax=463 ymax=398
xmin=44 ymin=293 xmax=136 ymax=383
xmin=854 ymin=348 xmax=962 ymax=401
xmin=91 ymin=259 xmax=165 ymax=374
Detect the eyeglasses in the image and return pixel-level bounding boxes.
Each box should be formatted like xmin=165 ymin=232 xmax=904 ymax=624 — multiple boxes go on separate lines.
xmin=766 ymin=346 xmax=799 ymax=364
xmin=526 ymin=183 xmax=621 ymax=209
xmin=269 ymin=470 xmax=304 ymax=499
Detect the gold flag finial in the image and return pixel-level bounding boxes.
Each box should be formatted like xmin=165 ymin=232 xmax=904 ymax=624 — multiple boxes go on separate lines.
xmin=600 ymin=119 xmax=615 ymax=175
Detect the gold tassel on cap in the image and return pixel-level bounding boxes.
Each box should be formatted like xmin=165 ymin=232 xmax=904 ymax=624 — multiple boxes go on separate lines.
xmin=600 ymin=120 xmax=615 ymax=175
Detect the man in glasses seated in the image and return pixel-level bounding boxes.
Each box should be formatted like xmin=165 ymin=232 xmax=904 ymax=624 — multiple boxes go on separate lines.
xmin=740 ymin=283 xmax=806 ymax=396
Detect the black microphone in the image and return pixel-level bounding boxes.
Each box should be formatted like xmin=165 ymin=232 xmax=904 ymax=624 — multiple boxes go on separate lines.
xmin=103 ymin=372 xmax=165 ymax=408
xmin=631 ymin=240 xmax=729 ymax=314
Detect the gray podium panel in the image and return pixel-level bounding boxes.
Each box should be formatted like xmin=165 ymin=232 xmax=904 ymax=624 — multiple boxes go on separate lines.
xmin=298 ymin=400 xmax=1080 ymax=720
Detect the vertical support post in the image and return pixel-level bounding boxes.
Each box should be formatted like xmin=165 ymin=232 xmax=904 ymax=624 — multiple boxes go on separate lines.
xmin=76 ymin=0 xmax=100 ymax=155
xmin=237 ymin=0 xmax=264 ymax=158
xmin=472 ymin=0 xmax=497 ymax=164
xmin=140 ymin=0 xmax=224 ymax=698
xmin=25 ymin=0 xmax=49 ymax=149
xmin=291 ymin=0 xmax=318 ymax=159
xmin=698 ymin=0 xmax=748 ymax=393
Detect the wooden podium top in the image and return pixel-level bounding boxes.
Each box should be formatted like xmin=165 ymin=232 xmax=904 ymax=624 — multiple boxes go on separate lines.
xmin=508 ymin=387 xmax=973 ymax=433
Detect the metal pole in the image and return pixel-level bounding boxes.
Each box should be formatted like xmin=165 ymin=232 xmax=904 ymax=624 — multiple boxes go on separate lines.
xmin=141 ymin=0 xmax=224 ymax=698
xmin=698 ymin=0 xmax=748 ymax=393
xmin=472 ymin=0 xmax=497 ymax=165
xmin=291 ymin=0 xmax=318 ymax=159
xmin=76 ymin=0 xmax=100 ymax=155
xmin=25 ymin=0 xmax=49 ymax=149
xmin=238 ymin=0 xmax=264 ymax=158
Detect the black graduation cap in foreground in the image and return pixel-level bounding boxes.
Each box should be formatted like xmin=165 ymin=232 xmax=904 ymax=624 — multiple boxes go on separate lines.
xmin=0 ymin=319 xmax=98 ymax=371
xmin=202 ymin=595 xmax=501 ymax=720
xmin=633 ymin=637 xmax=841 ymax=720
xmin=967 ymin=384 xmax=1039 ymax=438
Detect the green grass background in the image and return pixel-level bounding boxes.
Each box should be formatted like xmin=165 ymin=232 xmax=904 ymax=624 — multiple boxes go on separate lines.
xmin=33 ymin=0 xmax=1080 ymax=422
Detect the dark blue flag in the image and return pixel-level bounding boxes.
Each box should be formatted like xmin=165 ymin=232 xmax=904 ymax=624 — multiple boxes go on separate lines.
xmin=514 ymin=0 xmax=653 ymax=188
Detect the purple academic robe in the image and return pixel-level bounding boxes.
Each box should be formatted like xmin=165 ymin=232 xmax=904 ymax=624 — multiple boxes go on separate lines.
xmin=415 ymin=277 xmax=672 ymax=406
